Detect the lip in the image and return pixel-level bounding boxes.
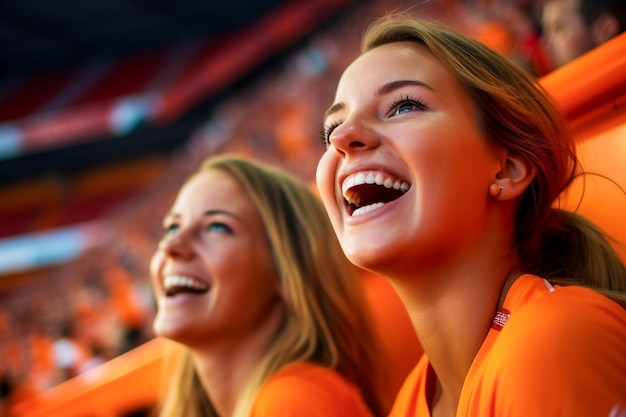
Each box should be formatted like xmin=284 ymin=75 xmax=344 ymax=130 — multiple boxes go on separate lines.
xmin=160 ymin=271 xmax=210 ymax=293
xmin=158 ymin=290 xmax=209 ymax=309
xmin=157 ymin=272 xmax=210 ymax=307
xmin=337 ymin=161 xmax=409 ymax=192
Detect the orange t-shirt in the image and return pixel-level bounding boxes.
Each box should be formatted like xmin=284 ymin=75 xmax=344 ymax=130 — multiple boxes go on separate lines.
xmin=250 ymin=362 xmax=374 ymax=417
xmin=389 ymin=274 xmax=626 ymax=417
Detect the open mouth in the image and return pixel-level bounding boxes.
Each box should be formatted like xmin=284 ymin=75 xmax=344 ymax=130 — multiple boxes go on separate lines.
xmin=342 ymin=171 xmax=410 ymax=216
xmin=163 ymin=274 xmax=210 ymax=297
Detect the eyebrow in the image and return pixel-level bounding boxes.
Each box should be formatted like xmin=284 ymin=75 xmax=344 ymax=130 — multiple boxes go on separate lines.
xmin=323 ymin=79 xmax=434 ymax=121
xmin=378 ymin=79 xmax=434 ymax=95
xmin=164 ymin=209 xmax=241 ymax=223
xmin=324 ymin=102 xmax=344 ymax=121
xmin=203 ymin=209 xmax=239 ymax=219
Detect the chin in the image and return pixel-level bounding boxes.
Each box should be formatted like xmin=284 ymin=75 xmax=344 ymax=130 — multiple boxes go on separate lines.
xmin=345 ymin=233 xmax=419 ymax=277
xmin=153 ymin=316 xmax=185 ymax=341
xmin=152 ymin=320 xmax=170 ymax=340
xmin=342 ymin=241 xmax=387 ymax=270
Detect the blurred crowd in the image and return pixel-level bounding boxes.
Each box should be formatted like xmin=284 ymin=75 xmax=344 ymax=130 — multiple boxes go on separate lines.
xmin=1 ymin=0 xmax=623 ymax=411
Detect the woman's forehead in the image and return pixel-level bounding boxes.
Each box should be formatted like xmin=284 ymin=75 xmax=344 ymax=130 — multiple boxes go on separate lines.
xmin=337 ymin=42 xmax=448 ymax=92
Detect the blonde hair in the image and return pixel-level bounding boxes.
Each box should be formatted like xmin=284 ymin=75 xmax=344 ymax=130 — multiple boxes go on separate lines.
xmin=156 ymin=154 xmax=388 ymax=416
xmin=361 ymin=16 xmax=626 ymax=306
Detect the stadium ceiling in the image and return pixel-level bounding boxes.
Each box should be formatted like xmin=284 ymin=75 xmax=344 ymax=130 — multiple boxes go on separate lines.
xmin=0 ymin=0 xmax=355 ymax=183
xmin=0 ymin=0 xmax=287 ymax=76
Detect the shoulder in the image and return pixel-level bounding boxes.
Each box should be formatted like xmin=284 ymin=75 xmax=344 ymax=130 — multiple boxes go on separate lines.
xmin=501 ymin=275 xmax=626 ymax=351
xmin=258 ymin=362 xmax=357 ymax=392
xmin=250 ymin=362 xmax=374 ymax=417
xmin=484 ymin=275 xmax=626 ymax=414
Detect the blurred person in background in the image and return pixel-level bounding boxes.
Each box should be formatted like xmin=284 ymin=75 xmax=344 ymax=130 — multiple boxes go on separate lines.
xmin=150 ymin=154 xmax=390 ymax=417
xmin=459 ymin=0 xmax=553 ymax=76
xmin=542 ymin=0 xmax=626 ymax=68
xmin=51 ymin=323 xmax=87 ymax=382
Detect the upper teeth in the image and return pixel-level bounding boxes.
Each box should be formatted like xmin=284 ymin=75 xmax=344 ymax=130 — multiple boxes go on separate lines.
xmin=342 ymin=172 xmax=409 ymax=199
xmin=163 ymin=275 xmax=209 ymax=291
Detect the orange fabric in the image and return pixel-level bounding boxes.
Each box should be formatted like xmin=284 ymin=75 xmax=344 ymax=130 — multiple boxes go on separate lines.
xmin=559 ymin=120 xmax=626 ymax=264
xmin=389 ymin=274 xmax=626 ymax=417
xmin=250 ymin=362 xmax=374 ymax=417
xmin=540 ymin=32 xmax=626 ymax=123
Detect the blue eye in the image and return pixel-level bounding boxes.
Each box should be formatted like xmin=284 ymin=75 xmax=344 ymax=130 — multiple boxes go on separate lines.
xmin=391 ymin=96 xmax=428 ymax=115
xmin=397 ymin=102 xmax=415 ymax=114
xmin=206 ymin=222 xmax=232 ymax=234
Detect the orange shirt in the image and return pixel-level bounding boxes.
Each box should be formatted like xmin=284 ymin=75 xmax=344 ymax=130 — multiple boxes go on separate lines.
xmin=250 ymin=362 xmax=374 ymax=417
xmin=389 ymin=274 xmax=626 ymax=417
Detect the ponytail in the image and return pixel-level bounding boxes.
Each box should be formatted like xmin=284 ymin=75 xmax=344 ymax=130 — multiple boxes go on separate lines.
xmin=523 ymin=209 xmax=626 ymax=307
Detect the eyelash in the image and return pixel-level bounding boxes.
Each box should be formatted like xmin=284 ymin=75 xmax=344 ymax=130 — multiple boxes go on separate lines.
xmin=390 ymin=95 xmax=428 ymax=114
xmin=320 ymin=95 xmax=428 ymax=146
xmin=206 ymin=222 xmax=232 ymax=234
xmin=321 ymin=122 xmax=340 ymax=146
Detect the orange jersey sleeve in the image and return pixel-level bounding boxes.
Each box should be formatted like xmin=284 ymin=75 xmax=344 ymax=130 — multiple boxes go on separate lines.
xmin=250 ymin=362 xmax=374 ymax=417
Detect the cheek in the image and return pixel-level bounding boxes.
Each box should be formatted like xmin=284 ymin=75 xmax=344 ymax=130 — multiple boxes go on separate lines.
xmin=315 ymin=154 xmax=337 ymax=208
xmin=411 ymin=136 xmax=490 ymax=205
xmin=149 ymin=252 xmax=164 ymax=287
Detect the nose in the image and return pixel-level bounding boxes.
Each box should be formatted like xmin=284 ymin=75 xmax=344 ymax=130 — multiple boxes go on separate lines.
xmin=159 ymin=230 xmax=194 ymax=260
xmin=328 ymin=117 xmax=380 ymax=157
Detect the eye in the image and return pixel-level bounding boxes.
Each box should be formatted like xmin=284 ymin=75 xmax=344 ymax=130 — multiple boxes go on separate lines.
xmin=205 ymin=222 xmax=232 ymax=234
xmin=321 ymin=121 xmax=341 ymax=146
xmin=163 ymin=222 xmax=179 ymax=237
xmin=390 ymin=96 xmax=428 ymax=116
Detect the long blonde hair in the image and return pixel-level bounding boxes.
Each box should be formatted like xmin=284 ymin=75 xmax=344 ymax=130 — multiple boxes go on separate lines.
xmin=361 ymin=16 xmax=626 ymax=306
xmin=156 ymin=154 xmax=388 ymax=416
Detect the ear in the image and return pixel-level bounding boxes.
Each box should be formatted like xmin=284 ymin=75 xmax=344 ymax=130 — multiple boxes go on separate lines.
xmin=591 ymin=14 xmax=620 ymax=44
xmin=492 ymin=152 xmax=536 ymax=200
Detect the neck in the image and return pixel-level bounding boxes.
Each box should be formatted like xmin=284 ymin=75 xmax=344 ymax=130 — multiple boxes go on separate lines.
xmin=386 ymin=252 xmax=519 ymax=415
xmin=187 ymin=303 xmax=285 ymax=417
xmin=190 ymin=344 xmax=259 ymax=417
